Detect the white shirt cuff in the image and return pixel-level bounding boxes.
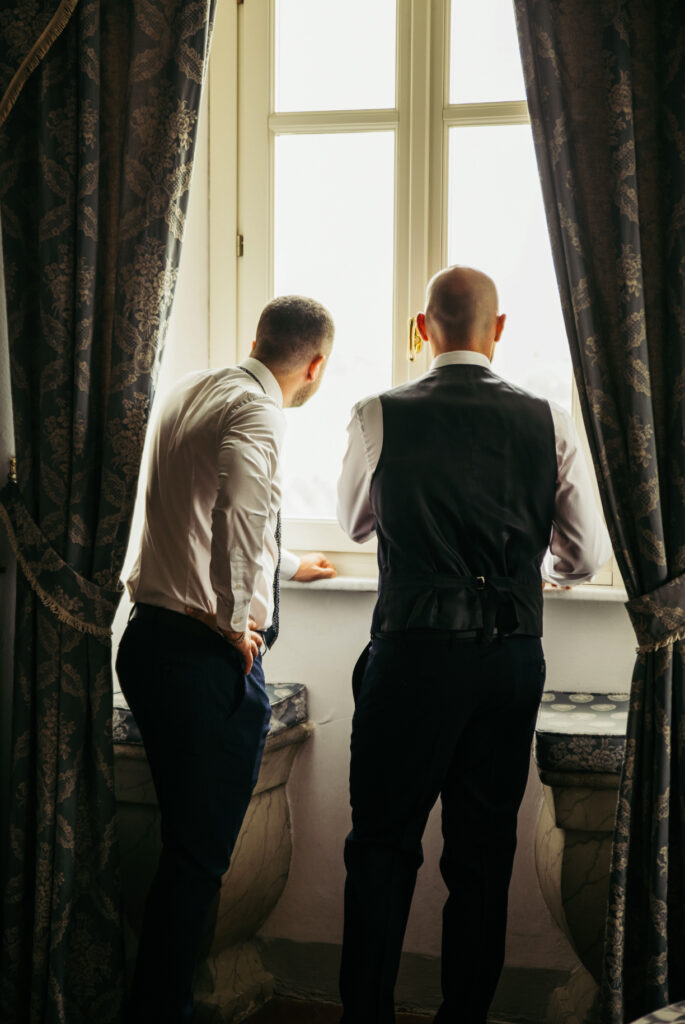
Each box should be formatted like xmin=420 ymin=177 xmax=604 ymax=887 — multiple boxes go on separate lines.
xmin=280 ymin=548 xmax=300 ymax=580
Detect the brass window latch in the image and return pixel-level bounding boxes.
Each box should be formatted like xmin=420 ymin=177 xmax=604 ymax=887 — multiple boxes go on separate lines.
xmin=408 ymin=316 xmax=423 ymax=362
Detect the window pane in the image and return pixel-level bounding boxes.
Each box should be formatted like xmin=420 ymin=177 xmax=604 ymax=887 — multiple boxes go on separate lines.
xmin=274 ymin=132 xmax=395 ymax=519
xmin=447 ymin=125 xmax=572 ymax=411
xmin=275 ymin=0 xmax=396 ymax=112
xmin=450 ymin=0 xmax=526 ymax=104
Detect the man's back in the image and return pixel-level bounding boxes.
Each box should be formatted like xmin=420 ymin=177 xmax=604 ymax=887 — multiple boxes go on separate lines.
xmin=336 ymin=266 xmax=612 ymax=1024
xmin=369 ymin=363 xmax=557 ymax=635
xmin=128 ymin=363 xmax=284 ymax=628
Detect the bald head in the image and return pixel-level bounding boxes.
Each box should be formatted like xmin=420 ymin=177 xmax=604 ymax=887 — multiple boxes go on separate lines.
xmin=423 ymin=266 xmax=501 ymax=355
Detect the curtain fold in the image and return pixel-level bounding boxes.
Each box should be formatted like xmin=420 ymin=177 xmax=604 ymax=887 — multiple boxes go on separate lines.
xmin=0 ymin=2 xmax=215 ymax=1021
xmin=514 ymin=1 xmax=685 ymax=1021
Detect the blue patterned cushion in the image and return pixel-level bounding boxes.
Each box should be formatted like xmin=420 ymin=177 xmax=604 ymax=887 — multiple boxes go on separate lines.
xmin=534 ymin=691 xmax=629 ymax=774
xmin=113 ymin=682 xmax=308 ymax=746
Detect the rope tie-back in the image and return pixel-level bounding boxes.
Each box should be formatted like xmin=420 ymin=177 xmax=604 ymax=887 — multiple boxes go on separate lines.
xmin=0 ymin=481 xmax=123 ymax=639
xmin=0 ymin=1 xmax=80 ymax=130
xmin=625 ymin=572 xmax=685 ymax=653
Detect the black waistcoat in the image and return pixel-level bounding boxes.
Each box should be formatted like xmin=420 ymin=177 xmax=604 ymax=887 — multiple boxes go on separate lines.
xmin=369 ymin=364 xmax=557 ymax=637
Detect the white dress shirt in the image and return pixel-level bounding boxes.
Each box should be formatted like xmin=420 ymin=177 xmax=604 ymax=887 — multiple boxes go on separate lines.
xmin=127 ymin=357 xmax=299 ymax=633
xmin=337 ymin=350 xmax=612 ymax=585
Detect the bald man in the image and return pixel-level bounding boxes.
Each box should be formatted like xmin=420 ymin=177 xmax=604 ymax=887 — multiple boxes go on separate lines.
xmin=336 ymin=266 xmax=611 ymax=1024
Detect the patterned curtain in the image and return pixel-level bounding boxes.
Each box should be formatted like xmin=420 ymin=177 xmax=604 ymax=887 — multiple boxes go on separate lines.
xmin=0 ymin=2 xmax=215 ymax=1021
xmin=513 ymin=2 xmax=685 ymax=1022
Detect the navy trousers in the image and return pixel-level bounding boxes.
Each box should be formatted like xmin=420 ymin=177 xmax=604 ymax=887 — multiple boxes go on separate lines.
xmin=115 ymin=606 xmax=272 ymax=1024
xmin=339 ymin=632 xmax=546 ymax=1024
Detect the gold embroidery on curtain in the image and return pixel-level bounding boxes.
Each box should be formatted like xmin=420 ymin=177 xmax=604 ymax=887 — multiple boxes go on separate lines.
xmin=0 ymin=0 xmax=79 ymax=131
xmin=0 ymin=503 xmax=115 ymax=639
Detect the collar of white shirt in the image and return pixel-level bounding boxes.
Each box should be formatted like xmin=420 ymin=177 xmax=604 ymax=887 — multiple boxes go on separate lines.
xmin=240 ymin=356 xmax=284 ymax=407
xmin=430 ymin=351 xmax=491 ymax=371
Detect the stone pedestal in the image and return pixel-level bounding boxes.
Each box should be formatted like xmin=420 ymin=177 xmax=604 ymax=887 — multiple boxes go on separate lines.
xmin=536 ymin=769 xmax=619 ymax=1024
xmin=114 ymin=684 xmax=312 ymax=1023
xmin=533 ymin=691 xmax=628 ymax=1024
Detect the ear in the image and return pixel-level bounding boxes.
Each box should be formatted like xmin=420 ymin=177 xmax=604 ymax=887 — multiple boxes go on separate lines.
xmin=494 ymin=313 xmax=506 ymax=342
xmin=416 ymin=312 xmax=429 ymax=341
xmin=306 ymin=353 xmax=326 ymax=381
xmin=251 ymin=340 xmax=256 ymax=352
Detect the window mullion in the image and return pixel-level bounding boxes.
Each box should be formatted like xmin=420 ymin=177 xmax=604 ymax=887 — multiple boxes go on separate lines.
xmin=268 ymin=110 xmax=399 ymax=134
xmin=429 ymin=0 xmax=449 ymax=285
xmin=236 ymin=0 xmax=272 ymax=355
xmin=393 ymin=0 xmax=436 ymax=384
xmin=443 ymin=100 xmax=530 ymax=127
xmin=209 ymin=1 xmax=239 ymax=368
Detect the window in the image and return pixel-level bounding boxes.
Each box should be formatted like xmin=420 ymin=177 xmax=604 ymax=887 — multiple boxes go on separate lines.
xmin=209 ymin=0 xmax=616 ymax=584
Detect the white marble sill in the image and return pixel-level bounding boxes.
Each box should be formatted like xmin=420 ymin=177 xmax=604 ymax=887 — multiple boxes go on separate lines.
xmin=543 ymin=584 xmax=627 ymax=603
xmin=282 ymin=576 xmax=377 ymax=592
xmin=282 ymin=576 xmax=628 ymax=602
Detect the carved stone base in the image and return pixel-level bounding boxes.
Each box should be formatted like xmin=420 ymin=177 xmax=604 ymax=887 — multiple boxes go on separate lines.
xmin=194 ymin=942 xmax=275 ymax=1023
xmin=547 ymin=965 xmax=599 ymax=1024
xmin=115 ymin=720 xmax=312 ymax=1019
xmin=535 ymin=770 xmax=619 ymax=1024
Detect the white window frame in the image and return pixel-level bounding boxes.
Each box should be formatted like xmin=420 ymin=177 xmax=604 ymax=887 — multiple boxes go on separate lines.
xmin=208 ymin=0 xmax=617 ymax=585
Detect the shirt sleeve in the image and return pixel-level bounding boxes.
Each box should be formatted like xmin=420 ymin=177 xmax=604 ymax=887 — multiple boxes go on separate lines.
xmin=211 ymin=396 xmax=283 ymax=633
xmin=337 ymin=397 xmax=382 ymax=542
xmin=542 ymin=404 xmax=613 ymax=585
xmin=280 ymin=548 xmax=300 ymax=580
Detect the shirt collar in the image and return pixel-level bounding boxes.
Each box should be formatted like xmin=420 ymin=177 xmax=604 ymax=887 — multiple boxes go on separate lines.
xmin=240 ymin=356 xmax=284 ymax=407
xmin=430 ymin=350 xmax=491 ymax=371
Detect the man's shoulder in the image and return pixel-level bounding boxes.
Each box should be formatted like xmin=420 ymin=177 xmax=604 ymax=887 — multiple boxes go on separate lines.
xmin=190 ymin=365 xmax=282 ymax=411
xmin=351 ymin=371 xmax=563 ymax=423
xmin=164 ymin=366 xmax=282 ymax=429
xmin=467 ymin=368 xmax=560 ymax=422
xmin=352 ymin=377 xmax=424 ymax=415
xmin=350 ymin=390 xmax=382 ymax=419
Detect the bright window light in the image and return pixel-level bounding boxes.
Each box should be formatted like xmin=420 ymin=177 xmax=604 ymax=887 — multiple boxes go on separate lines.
xmin=275 ymin=0 xmax=397 ymax=112
xmin=450 ymin=0 xmax=526 ymax=104
xmin=447 ymin=124 xmax=572 ymax=411
xmin=274 ymin=132 xmax=395 ymax=519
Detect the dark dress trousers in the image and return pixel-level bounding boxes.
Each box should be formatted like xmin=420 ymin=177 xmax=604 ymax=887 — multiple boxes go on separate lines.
xmin=116 ymin=605 xmax=271 ymax=1024
xmin=339 ymin=366 xmax=557 ymax=1024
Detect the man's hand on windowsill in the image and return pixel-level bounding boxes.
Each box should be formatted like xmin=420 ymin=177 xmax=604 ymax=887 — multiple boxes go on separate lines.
xmin=293 ymin=552 xmax=337 ymax=582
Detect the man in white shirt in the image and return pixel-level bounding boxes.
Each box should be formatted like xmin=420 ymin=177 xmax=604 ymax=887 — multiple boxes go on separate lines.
xmin=116 ymin=295 xmax=335 ymax=1024
xmin=336 ymin=266 xmax=611 ymax=1024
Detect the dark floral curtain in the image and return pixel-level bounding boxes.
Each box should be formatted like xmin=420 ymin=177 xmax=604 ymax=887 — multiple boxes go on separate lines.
xmin=513 ymin=1 xmax=685 ymax=1022
xmin=0 ymin=2 xmax=215 ymax=1021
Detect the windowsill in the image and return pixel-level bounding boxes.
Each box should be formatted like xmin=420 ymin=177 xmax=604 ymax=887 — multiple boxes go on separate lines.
xmin=543 ymin=584 xmax=627 ymax=603
xmin=282 ymin=576 xmax=378 ymax=592
xmin=283 ymin=576 xmax=628 ymax=602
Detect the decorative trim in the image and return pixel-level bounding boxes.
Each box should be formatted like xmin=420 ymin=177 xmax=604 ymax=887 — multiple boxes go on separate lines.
xmin=0 ymin=503 xmax=111 ymax=639
xmin=636 ymin=628 xmax=685 ymax=654
xmin=0 ymin=1 xmax=80 ymax=130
